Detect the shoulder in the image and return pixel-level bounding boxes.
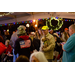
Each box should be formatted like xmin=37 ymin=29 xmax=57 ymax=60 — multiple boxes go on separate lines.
xmin=71 ymin=33 xmax=75 ymax=38
xmin=47 ymin=33 xmax=54 ymax=39
xmin=15 ymin=38 xmax=22 ymax=43
xmin=65 ymin=34 xmax=75 ymax=45
xmin=69 ymin=34 xmax=75 ymax=41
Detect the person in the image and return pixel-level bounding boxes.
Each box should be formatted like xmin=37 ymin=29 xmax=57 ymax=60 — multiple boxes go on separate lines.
xmin=30 ymin=52 xmax=48 ymax=62
xmin=62 ymin=28 xmax=69 ymax=42
xmin=9 ymin=30 xmax=18 ymax=62
xmin=5 ymin=40 xmax=12 ymax=55
xmin=37 ymin=27 xmax=44 ymax=52
xmin=62 ymin=24 xmax=75 ymax=62
xmin=10 ymin=25 xmax=26 ymax=62
xmin=41 ymin=26 xmax=55 ymax=62
xmin=0 ymin=31 xmax=5 ymax=61
xmin=10 ymin=31 xmax=18 ymax=48
xmin=29 ymin=32 xmax=35 ymax=41
xmin=0 ymin=34 xmax=5 ymax=61
xmin=29 ymin=32 xmax=40 ymax=51
xmin=14 ymin=25 xmax=33 ymax=60
xmin=53 ymin=33 xmax=63 ymax=62
xmin=4 ymin=31 xmax=10 ymax=40
xmin=2 ymin=40 xmax=13 ymax=62
xmin=16 ymin=55 xmax=29 ymax=62
xmin=37 ymin=27 xmax=43 ymax=40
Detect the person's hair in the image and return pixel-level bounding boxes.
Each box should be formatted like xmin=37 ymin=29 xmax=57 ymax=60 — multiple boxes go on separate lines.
xmin=30 ymin=52 xmax=48 ymax=62
xmin=70 ymin=24 xmax=75 ymax=31
xmin=16 ymin=55 xmax=29 ymax=62
xmin=5 ymin=40 xmax=10 ymax=46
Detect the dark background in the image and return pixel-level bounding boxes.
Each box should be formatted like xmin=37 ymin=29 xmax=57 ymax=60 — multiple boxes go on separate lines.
xmin=0 ymin=18 xmax=74 ymax=36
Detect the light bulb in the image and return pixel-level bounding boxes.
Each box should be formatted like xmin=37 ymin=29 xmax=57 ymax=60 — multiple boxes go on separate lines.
xmin=35 ymin=24 xmax=37 ymax=27
xmin=33 ymin=20 xmax=35 ymax=22
xmin=26 ymin=24 xmax=29 ymax=27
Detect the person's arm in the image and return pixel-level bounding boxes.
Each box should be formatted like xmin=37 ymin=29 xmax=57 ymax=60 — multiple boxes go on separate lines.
xmin=61 ymin=44 xmax=66 ymax=51
xmin=63 ymin=36 xmax=75 ymax=52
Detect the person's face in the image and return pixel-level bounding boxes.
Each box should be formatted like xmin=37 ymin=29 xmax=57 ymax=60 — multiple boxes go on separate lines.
xmin=69 ymin=27 xmax=73 ymax=36
xmin=42 ymin=30 xmax=48 ymax=35
xmin=31 ymin=56 xmax=39 ymax=62
xmin=5 ymin=41 xmax=9 ymax=47
xmin=65 ymin=30 xmax=68 ymax=33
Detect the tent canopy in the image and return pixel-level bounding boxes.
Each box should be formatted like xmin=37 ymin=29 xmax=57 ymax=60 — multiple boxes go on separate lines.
xmin=0 ymin=12 xmax=75 ymax=24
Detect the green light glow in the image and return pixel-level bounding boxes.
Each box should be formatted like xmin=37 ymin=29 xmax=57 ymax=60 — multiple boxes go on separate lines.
xmin=46 ymin=17 xmax=63 ymax=30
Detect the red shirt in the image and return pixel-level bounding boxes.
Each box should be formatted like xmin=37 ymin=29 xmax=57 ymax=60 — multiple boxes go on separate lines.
xmin=5 ymin=45 xmax=12 ymax=55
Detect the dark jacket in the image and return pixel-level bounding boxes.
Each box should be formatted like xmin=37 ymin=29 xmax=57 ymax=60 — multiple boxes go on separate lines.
xmin=14 ymin=35 xmax=33 ymax=58
xmin=53 ymin=35 xmax=63 ymax=53
xmin=33 ymin=38 xmax=40 ymax=51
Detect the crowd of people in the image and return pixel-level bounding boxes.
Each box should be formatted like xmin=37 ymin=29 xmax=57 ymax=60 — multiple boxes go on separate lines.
xmin=0 ymin=24 xmax=75 ymax=62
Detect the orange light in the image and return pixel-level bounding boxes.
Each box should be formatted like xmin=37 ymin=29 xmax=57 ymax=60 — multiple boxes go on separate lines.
xmin=35 ymin=24 xmax=37 ymax=27
xmin=33 ymin=20 xmax=35 ymax=22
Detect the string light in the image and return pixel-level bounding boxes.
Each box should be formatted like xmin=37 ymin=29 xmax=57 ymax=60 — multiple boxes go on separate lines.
xmin=22 ymin=21 xmax=24 ymax=23
xmin=13 ymin=22 xmax=15 ymax=25
xmin=17 ymin=22 xmax=19 ymax=24
xmin=42 ymin=19 xmax=44 ymax=20
xmin=9 ymin=24 xmax=10 ymax=26
xmin=25 ymin=21 xmax=27 ymax=23
xmin=7 ymin=29 xmax=9 ymax=32
xmin=29 ymin=21 xmax=30 ymax=23
xmin=5 ymin=24 xmax=7 ymax=26
xmin=35 ymin=24 xmax=37 ymax=27
xmin=0 ymin=17 xmax=74 ymax=27
xmin=26 ymin=24 xmax=29 ymax=27
xmin=33 ymin=19 xmax=35 ymax=22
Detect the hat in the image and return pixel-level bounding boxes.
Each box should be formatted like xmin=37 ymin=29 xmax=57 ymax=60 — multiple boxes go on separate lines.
xmin=19 ymin=25 xmax=26 ymax=30
xmin=64 ymin=28 xmax=68 ymax=30
xmin=53 ymin=33 xmax=59 ymax=37
xmin=17 ymin=25 xmax=26 ymax=35
xmin=41 ymin=26 xmax=49 ymax=30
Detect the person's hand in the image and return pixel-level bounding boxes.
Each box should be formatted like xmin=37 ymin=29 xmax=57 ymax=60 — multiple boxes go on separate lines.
xmin=7 ymin=53 xmax=13 ymax=56
xmin=61 ymin=44 xmax=66 ymax=51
